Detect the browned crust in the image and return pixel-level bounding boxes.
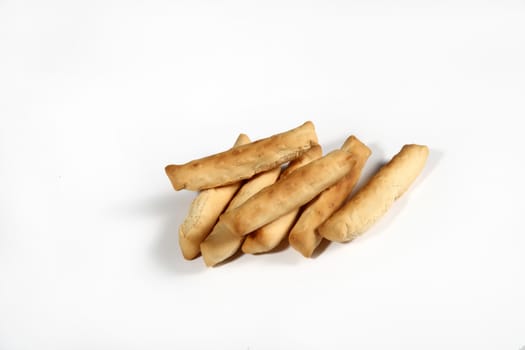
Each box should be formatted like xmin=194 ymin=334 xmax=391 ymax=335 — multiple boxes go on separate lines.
xmin=178 ymin=134 xmax=250 ymax=260
xmin=218 ymin=149 xmax=356 ymax=237
xmin=165 ymin=121 xmax=318 ymax=191
xmin=242 ymin=145 xmax=323 ymax=254
xmin=289 ymin=135 xmax=371 ymax=257
xmin=318 ymin=144 xmax=429 ymax=243
xmin=200 ymin=166 xmax=282 ymax=266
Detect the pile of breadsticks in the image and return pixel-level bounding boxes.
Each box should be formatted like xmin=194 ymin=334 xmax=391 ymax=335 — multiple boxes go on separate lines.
xmin=165 ymin=121 xmax=428 ymax=267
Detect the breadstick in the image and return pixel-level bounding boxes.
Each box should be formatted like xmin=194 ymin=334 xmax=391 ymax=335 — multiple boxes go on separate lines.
xmin=289 ymin=135 xmax=371 ymax=257
xmin=165 ymin=121 xmax=318 ymax=191
xmin=178 ymin=134 xmax=250 ymax=260
xmin=218 ymin=149 xmax=356 ymax=237
xmin=318 ymin=144 xmax=428 ymax=243
xmin=200 ymin=166 xmax=282 ymax=266
xmin=242 ymin=145 xmax=323 ymax=254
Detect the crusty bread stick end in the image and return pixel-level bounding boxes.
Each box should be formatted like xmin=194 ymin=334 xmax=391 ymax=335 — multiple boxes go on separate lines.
xmin=165 ymin=133 xmax=252 ymax=191
xmin=315 ymin=220 xmax=349 ymax=243
xmin=165 ymin=123 xmax=317 ymax=191
xmin=288 ymin=230 xmax=322 ymax=257
xmin=241 ymin=237 xmax=268 ymax=254
xmin=318 ymin=143 xmax=429 ymax=243
xmin=179 ymin=229 xmax=200 ymax=260
xmin=165 ymin=164 xmax=183 ymax=191
xmin=200 ymin=226 xmax=244 ymax=267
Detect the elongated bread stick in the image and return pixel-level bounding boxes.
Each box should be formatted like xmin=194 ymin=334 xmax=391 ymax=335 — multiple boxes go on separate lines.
xmin=178 ymin=134 xmax=250 ymax=260
xmin=218 ymin=149 xmax=356 ymax=237
xmin=165 ymin=121 xmax=318 ymax=191
xmin=200 ymin=166 xmax=282 ymax=266
xmin=289 ymin=135 xmax=371 ymax=257
xmin=242 ymin=145 xmax=323 ymax=254
xmin=318 ymin=144 xmax=428 ymax=243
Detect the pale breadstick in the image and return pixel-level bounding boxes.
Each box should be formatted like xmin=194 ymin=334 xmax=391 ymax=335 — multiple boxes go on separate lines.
xmin=318 ymin=144 xmax=429 ymax=243
xmin=242 ymin=145 xmax=323 ymax=254
xmin=200 ymin=166 xmax=282 ymax=266
xmin=165 ymin=121 xmax=318 ymax=191
xmin=289 ymin=135 xmax=371 ymax=257
xmin=178 ymin=134 xmax=250 ymax=260
xmin=218 ymin=149 xmax=356 ymax=237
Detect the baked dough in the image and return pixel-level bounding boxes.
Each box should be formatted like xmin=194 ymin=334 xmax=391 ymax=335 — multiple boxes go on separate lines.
xmin=318 ymin=144 xmax=428 ymax=242
xmin=242 ymin=145 xmax=323 ymax=254
xmin=178 ymin=134 xmax=250 ymax=259
xmin=200 ymin=166 xmax=282 ymax=266
xmin=218 ymin=149 xmax=356 ymax=237
xmin=289 ymin=136 xmax=371 ymax=257
xmin=165 ymin=121 xmax=318 ymax=191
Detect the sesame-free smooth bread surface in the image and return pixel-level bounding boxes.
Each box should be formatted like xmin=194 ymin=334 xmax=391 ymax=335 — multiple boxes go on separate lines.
xmin=165 ymin=121 xmax=318 ymax=191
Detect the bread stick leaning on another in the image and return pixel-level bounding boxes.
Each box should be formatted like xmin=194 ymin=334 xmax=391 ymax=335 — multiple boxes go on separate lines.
xmin=165 ymin=121 xmax=318 ymax=191
xmin=242 ymin=145 xmax=323 ymax=254
xmin=200 ymin=166 xmax=282 ymax=267
xmin=289 ymin=135 xmax=371 ymax=257
xmin=318 ymin=144 xmax=429 ymax=243
xmin=178 ymin=134 xmax=250 ymax=260
xmin=217 ymin=149 xmax=356 ymax=237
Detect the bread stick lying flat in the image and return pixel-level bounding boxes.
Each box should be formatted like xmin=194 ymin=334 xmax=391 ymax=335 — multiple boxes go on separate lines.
xmin=289 ymin=135 xmax=371 ymax=257
xmin=242 ymin=145 xmax=323 ymax=254
xmin=165 ymin=121 xmax=318 ymax=191
xmin=218 ymin=149 xmax=356 ymax=237
xmin=200 ymin=166 xmax=282 ymax=267
xmin=178 ymin=134 xmax=250 ymax=260
xmin=318 ymin=144 xmax=428 ymax=243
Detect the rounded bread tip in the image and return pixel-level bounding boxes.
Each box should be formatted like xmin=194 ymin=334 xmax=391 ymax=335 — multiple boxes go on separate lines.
xmin=318 ymin=218 xmax=346 ymax=243
xmin=200 ymin=244 xmax=216 ymax=267
xmin=164 ymin=164 xmax=172 ymax=177
xmin=165 ymin=164 xmax=186 ymax=190
xmin=304 ymin=120 xmax=319 ymax=142
xmin=242 ymin=238 xmax=267 ymax=254
xmin=235 ymin=133 xmax=251 ymax=146
xmin=402 ymin=144 xmax=429 ymax=167
xmin=404 ymin=143 xmax=429 ymax=153
xmin=289 ymin=234 xmax=310 ymax=258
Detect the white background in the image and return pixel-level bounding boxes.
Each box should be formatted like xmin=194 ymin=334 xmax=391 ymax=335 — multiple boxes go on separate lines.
xmin=1 ymin=1 xmax=524 ymax=349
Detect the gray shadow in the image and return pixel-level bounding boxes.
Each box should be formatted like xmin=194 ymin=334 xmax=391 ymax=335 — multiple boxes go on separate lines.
xmin=416 ymin=147 xmax=442 ymax=185
xmin=264 ymin=234 xmax=290 ymax=254
xmin=152 ymin=191 xmax=208 ymax=274
xmin=109 ymin=190 xmax=207 ymax=274
xmin=262 ymin=249 xmax=302 ymax=266
xmin=321 ymin=135 xmax=349 ymax=154
xmin=213 ymin=247 xmax=246 ymax=268
xmin=311 ymin=238 xmax=332 ymax=259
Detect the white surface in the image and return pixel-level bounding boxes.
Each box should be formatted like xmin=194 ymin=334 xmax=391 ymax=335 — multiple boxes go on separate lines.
xmin=1 ymin=1 xmax=524 ymax=349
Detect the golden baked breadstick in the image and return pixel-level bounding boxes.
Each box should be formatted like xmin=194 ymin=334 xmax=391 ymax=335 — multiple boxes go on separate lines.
xmin=178 ymin=134 xmax=250 ymax=260
xmin=289 ymin=135 xmax=371 ymax=257
xmin=242 ymin=145 xmax=323 ymax=254
xmin=218 ymin=149 xmax=356 ymax=237
xmin=318 ymin=144 xmax=428 ymax=243
xmin=165 ymin=121 xmax=318 ymax=191
xmin=200 ymin=167 xmax=282 ymax=266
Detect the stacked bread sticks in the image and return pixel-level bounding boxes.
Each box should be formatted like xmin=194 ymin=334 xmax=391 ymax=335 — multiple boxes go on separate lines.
xmin=165 ymin=121 xmax=428 ymax=266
